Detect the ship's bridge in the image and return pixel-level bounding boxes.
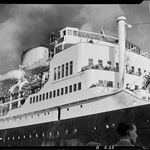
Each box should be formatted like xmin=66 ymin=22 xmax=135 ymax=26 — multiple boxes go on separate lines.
xmin=53 ymin=27 xmax=118 ymax=54
xmin=51 ymin=27 xmax=148 ymax=59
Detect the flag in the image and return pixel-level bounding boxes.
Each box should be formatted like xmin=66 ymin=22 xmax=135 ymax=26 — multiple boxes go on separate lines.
xmin=100 ymin=26 xmax=106 ymax=40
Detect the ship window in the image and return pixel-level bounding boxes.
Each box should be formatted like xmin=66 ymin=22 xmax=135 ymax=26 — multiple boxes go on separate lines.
xmin=63 ymin=30 xmax=66 ymax=36
xmin=57 ymin=89 xmax=60 ymax=96
xmin=73 ymin=30 xmax=78 ymax=36
xmin=43 ymin=94 xmax=45 ymax=100
xmin=107 ymin=61 xmax=111 ymax=65
xmin=69 ymin=85 xmax=72 ymax=93
xmin=62 ymin=64 xmax=64 ymax=78
xmin=58 ymin=66 xmax=61 ymax=79
xmin=39 ymin=95 xmax=42 ymax=101
xmin=67 ymin=30 xmax=72 ymax=36
xmin=138 ymin=68 xmax=141 ymax=75
xmin=54 ymin=67 xmax=57 ymax=80
xmin=70 ymin=61 xmax=73 ymax=75
xmin=30 ymin=97 xmax=32 ymax=104
xmin=78 ymin=82 xmax=81 ymax=90
xmin=61 ymin=88 xmax=64 ymax=95
xmin=36 ymin=96 xmax=38 ymax=102
xmin=107 ymin=81 xmax=113 ymax=87
xmin=88 ymin=58 xmax=93 ymax=66
xmin=65 ymin=86 xmax=68 ymax=94
xmin=73 ymin=84 xmax=77 ymax=91
xmin=98 ymin=60 xmax=103 ymax=66
xmin=53 ymin=90 xmax=56 ymax=97
xmin=33 ymin=97 xmax=35 ymax=103
xmin=49 ymin=91 xmax=52 ymax=98
xmin=116 ymin=63 xmax=119 ymax=71
xmin=65 ymin=63 xmax=69 ymax=76
xmin=117 ymin=82 xmax=119 ymax=88
xmin=131 ymin=66 xmax=135 ymax=73
xmin=46 ymin=92 xmax=48 ymax=99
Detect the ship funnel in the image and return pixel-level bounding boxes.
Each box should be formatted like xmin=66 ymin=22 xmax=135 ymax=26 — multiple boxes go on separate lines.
xmin=117 ymin=16 xmax=126 ymax=88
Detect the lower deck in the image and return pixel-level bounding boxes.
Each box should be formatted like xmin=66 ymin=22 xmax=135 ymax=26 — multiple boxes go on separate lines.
xmin=0 ymin=103 xmax=150 ymax=147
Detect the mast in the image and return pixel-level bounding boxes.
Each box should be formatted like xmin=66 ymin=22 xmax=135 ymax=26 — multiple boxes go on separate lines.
xmin=117 ymin=16 xmax=127 ymax=88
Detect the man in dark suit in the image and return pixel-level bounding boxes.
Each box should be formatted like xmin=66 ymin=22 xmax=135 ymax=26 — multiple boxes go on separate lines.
xmin=116 ymin=121 xmax=138 ymax=146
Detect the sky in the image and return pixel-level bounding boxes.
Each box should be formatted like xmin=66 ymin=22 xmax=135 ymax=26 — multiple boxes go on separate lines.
xmin=0 ymin=2 xmax=149 ymax=75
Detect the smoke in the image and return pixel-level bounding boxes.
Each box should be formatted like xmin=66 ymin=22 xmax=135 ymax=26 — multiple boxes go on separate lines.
xmin=76 ymin=5 xmax=124 ymax=36
xmin=0 ymin=18 xmax=21 ymax=73
xmin=0 ymin=4 xmax=83 ymax=75
xmin=0 ymin=3 xmax=149 ymax=76
xmin=0 ymin=5 xmax=54 ymax=74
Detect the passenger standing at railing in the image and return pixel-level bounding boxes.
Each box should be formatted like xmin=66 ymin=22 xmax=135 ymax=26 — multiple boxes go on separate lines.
xmin=89 ymin=39 xmax=93 ymax=43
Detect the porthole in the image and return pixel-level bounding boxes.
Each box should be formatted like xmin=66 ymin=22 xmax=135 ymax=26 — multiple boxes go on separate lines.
xmin=36 ymin=133 xmax=38 ymax=138
xmin=67 ymin=108 xmax=69 ymax=111
xmin=94 ymin=126 xmax=97 ymax=130
xmin=57 ymin=131 xmax=59 ymax=135
xmin=29 ymin=134 xmax=31 ymax=138
xmin=147 ymin=119 xmax=150 ymax=123
xmin=23 ymin=135 xmax=26 ymax=139
xmin=65 ymin=129 xmax=68 ymax=135
xmin=74 ymin=129 xmax=77 ymax=134
xmin=80 ymin=105 xmax=82 ymax=108
xmin=78 ymin=82 xmax=81 ymax=90
xmin=42 ymin=133 xmax=45 ymax=137
xmin=49 ymin=132 xmax=52 ymax=137
xmin=106 ymin=124 xmax=109 ymax=129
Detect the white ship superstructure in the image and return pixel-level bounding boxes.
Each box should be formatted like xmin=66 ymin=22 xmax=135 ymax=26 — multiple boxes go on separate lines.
xmin=0 ymin=16 xmax=150 ymax=146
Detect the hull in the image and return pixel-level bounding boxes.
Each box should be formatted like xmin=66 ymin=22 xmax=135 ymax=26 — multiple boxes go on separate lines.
xmin=0 ymin=103 xmax=150 ymax=147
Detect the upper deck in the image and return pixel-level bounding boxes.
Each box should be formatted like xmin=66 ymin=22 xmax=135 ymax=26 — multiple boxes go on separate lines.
xmin=51 ymin=27 xmax=148 ymax=58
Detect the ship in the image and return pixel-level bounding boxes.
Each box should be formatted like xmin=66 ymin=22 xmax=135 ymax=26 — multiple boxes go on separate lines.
xmin=0 ymin=16 xmax=150 ymax=147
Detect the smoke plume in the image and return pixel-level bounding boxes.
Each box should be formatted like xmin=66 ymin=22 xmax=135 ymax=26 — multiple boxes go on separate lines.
xmin=76 ymin=5 xmax=124 ymax=36
xmin=0 ymin=3 xmax=149 ymax=76
xmin=0 ymin=4 xmax=82 ymax=74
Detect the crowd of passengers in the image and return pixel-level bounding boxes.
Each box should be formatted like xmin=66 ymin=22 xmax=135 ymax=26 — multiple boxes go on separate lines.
xmin=0 ymin=72 xmax=49 ymax=104
xmin=89 ymin=80 xmax=148 ymax=94
xmin=81 ymin=62 xmax=142 ymax=76
xmin=89 ymin=80 xmax=113 ymax=89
